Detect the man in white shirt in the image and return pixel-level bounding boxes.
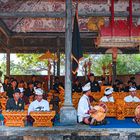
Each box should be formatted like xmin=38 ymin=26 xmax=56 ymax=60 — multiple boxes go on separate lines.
xmin=100 ymin=87 xmax=114 ymax=102
xmin=124 ymin=87 xmax=140 ymax=102
xmin=28 ymin=88 xmax=50 ymax=115
xmin=77 ymin=83 xmax=97 ymax=124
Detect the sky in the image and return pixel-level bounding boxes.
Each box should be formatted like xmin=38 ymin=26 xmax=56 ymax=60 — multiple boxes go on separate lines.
xmin=0 ymin=53 xmax=18 ymax=64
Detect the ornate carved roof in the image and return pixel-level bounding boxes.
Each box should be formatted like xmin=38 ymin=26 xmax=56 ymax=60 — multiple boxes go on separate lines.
xmin=0 ymin=0 xmax=140 ymax=53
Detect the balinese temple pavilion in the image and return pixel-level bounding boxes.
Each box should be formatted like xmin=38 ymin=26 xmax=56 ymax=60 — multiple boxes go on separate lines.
xmin=0 ymin=0 xmax=140 ymax=140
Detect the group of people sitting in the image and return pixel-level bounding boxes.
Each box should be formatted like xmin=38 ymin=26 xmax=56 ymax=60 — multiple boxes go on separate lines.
xmin=72 ymin=74 xmax=140 ymax=93
xmin=0 ymin=73 xmax=139 ymax=126
xmin=0 ymin=75 xmax=53 ymax=125
xmin=77 ymin=82 xmax=140 ymax=125
xmin=100 ymin=86 xmax=140 ymax=102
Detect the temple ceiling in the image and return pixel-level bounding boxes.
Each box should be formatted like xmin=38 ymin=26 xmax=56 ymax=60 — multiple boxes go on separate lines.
xmin=0 ymin=0 xmax=140 ymax=53
xmin=0 ymin=0 xmax=140 ymax=32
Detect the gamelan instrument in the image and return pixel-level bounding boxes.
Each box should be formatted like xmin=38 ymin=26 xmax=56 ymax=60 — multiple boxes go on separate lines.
xmin=90 ymin=103 xmax=107 ymax=122
xmin=135 ymin=105 xmax=140 ymax=119
xmin=2 ymin=110 xmax=27 ymax=127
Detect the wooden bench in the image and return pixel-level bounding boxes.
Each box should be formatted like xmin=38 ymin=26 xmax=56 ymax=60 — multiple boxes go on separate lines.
xmin=30 ymin=111 xmax=55 ymax=127
xmin=2 ymin=110 xmax=27 ymax=127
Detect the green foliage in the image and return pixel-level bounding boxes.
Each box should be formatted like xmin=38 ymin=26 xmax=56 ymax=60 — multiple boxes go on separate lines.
xmin=82 ymin=54 xmax=140 ymax=76
xmin=15 ymin=53 xmax=48 ymax=75
xmin=0 ymin=53 xmax=139 ymax=76
xmin=117 ymin=54 xmax=140 ymax=75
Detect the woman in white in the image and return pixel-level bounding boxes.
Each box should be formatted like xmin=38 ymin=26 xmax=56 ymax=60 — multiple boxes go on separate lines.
xmin=124 ymin=87 xmax=140 ymax=102
xmin=100 ymin=87 xmax=114 ymax=102
xmin=28 ymin=88 xmax=50 ymax=115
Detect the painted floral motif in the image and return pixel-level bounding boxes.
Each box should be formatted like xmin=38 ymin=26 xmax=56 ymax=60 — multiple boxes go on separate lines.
xmin=0 ymin=0 xmax=140 ymax=32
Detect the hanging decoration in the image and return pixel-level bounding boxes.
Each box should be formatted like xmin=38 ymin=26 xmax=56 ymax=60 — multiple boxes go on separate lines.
xmin=38 ymin=50 xmax=58 ymax=91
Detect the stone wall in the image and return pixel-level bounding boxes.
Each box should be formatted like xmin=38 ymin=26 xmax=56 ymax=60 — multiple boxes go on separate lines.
xmin=0 ymin=126 xmax=140 ymax=140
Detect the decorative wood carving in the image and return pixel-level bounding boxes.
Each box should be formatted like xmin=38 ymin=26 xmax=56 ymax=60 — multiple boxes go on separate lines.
xmin=125 ymin=102 xmax=140 ymax=117
xmin=30 ymin=111 xmax=55 ymax=127
xmin=2 ymin=110 xmax=27 ymax=127
xmin=0 ymin=98 xmax=8 ymax=110
xmin=58 ymin=91 xmax=140 ymax=119
xmin=105 ymin=103 xmax=116 ymax=117
xmin=116 ymin=99 xmax=125 ymax=120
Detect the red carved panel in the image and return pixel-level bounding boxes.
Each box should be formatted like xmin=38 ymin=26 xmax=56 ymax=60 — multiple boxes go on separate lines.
xmin=100 ymin=20 xmax=140 ymax=36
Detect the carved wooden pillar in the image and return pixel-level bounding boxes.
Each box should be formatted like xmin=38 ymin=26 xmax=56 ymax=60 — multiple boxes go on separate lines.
xmin=48 ymin=60 xmax=51 ymax=91
xmin=112 ymin=48 xmax=118 ymax=85
xmin=6 ymin=49 xmax=10 ymax=77
xmin=56 ymin=37 xmax=60 ymax=76
xmin=56 ymin=50 xmax=60 ymax=76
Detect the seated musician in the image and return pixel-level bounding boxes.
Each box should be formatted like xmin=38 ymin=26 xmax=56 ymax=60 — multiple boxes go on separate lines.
xmin=124 ymin=87 xmax=140 ymax=102
xmin=25 ymin=82 xmax=35 ymax=97
xmin=53 ymin=77 xmax=64 ymax=93
xmin=31 ymin=75 xmax=38 ymax=87
xmin=100 ymin=87 xmax=114 ymax=102
xmin=88 ymin=73 xmax=101 ymax=92
xmin=2 ymin=76 xmax=10 ymax=92
xmin=77 ymin=83 xmax=106 ymax=125
xmin=124 ymin=81 xmax=134 ymax=92
xmin=72 ymin=78 xmax=82 ymax=93
xmin=129 ymin=77 xmax=137 ymax=88
xmin=6 ymin=89 xmax=25 ymax=110
xmin=114 ymin=81 xmax=125 ymax=92
xmin=28 ymin=88 xmax=50 ymax=115
xmin=113 ymin=79 xmax=120 ymax=92
xmin=19 ymin=88 xmax=30 ymax=105
xmin=7 ymin=79 xmax=18 ymax=98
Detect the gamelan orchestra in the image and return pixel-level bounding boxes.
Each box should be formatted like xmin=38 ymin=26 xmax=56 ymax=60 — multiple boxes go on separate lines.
xmin=0 ymin=74 xmax=140 ymax=127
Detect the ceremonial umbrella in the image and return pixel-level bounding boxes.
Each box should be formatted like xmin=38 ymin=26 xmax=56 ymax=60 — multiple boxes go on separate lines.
xmin=38 ymin=50 xmax=57 ymax=91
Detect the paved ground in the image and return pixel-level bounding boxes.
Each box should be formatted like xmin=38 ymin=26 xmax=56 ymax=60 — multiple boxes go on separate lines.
xmin=0 ymin=124 xmax=140 ymax=140
xmin=0 ymin=124 xmax=140 ymax=136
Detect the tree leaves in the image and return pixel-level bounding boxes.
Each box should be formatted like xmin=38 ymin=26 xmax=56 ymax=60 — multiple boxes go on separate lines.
xmin=0 ymin=53 xmax=139 ymax=76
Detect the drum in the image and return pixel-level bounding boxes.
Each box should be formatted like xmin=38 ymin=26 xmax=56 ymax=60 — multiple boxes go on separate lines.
xmin=135 ymin=105 xmax=140 ymax=119
xmin=99 ymin=102 xmax=108 ymax=113
xmin=90 ymin=103 xmax=107 ymax=122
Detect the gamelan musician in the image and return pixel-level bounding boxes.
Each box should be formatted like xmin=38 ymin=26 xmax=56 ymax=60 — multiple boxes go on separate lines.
xmin=77 ymin=83 xmax=107 ymax=125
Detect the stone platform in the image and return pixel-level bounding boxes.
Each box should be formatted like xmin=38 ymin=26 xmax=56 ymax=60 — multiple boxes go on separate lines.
xmin=0 ymin=124 xmax=140 ymax=140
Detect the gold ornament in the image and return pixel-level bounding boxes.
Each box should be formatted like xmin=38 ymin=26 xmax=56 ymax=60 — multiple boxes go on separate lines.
xmin=87 ymin=17 xmax=105 ymax=31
